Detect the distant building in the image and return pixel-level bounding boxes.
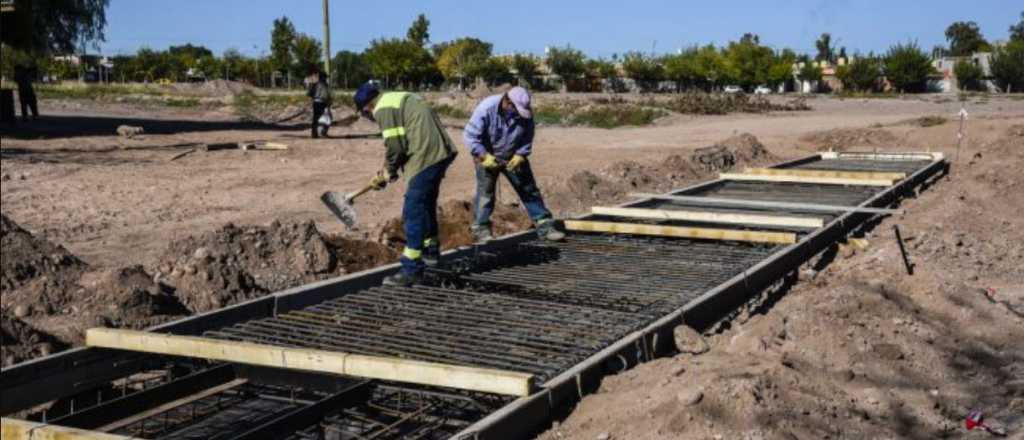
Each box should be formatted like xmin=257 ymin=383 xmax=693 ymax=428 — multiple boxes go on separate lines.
xmin=931 ymin=52 xmax=997 ymax=93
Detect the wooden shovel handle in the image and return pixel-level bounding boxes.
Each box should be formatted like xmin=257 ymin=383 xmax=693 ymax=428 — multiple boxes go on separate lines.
xmin=345 ymin=183 xmax=377 ymax=202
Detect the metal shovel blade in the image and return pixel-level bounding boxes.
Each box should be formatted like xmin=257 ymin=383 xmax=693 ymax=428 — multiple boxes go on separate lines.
xmin=320 ymin=191 xmax=357 ymax=229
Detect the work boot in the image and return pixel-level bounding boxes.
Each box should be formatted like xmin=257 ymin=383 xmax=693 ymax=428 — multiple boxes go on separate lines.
xmin=471 ymin=225 xmax=493 ymax=243
xmin=536 ymin=220 xmax=566 ymax=242
xmin=383 ymin=270 xmax=423 ymax=287
xmin=423 ymin=247 xmax=441 ymax=268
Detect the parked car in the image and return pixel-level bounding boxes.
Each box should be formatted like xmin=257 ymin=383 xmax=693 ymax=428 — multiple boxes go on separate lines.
xmin=723 ymin=85 xmax=743 ymax=94
xmin=754 ymin=86 xmax=772 ymax=95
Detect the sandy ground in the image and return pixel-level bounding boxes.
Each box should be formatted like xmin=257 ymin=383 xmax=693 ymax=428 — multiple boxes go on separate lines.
xmin=2 ymin=94 xmax=1020 ymax=269
xmin=2 ymin=91 xmax=1023 ymax=437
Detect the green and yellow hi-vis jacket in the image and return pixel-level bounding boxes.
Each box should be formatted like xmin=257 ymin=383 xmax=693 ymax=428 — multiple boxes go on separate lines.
xmin=373 ymin=92 xmax=456 ymax=180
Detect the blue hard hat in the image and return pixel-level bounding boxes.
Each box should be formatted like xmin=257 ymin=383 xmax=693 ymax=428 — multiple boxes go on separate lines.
xmin=353 ymin=82 xmax=380 ymax=110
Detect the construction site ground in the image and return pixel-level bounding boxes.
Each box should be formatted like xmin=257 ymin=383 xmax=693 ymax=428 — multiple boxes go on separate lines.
xmin=2 ymin=90 xmax=1023 ymax=439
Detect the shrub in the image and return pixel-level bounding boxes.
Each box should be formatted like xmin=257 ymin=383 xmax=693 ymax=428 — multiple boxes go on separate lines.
xmin=569 ymin=105 xmax=665 ymax=129
xmin=954 ymin=60 xmax=985 ymax=91
xmin=990 ymin=40 xmax=1024 ymax=93
xmin=884 ymin=42 xmax=934 ymax=93
xmin=837 ymin=57 xmax=881 ymax=92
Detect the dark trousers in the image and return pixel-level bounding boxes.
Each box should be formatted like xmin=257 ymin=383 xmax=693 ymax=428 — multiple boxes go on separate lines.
xmin=311 ymin=101 xmax=327 ymax=138
xmin=18 ymin=87 xmax=37 ymax=120
xmin=400 ymin=155 xmax=455 ymax=274
xmin=473 ymin=157 xmax=552 ymax=228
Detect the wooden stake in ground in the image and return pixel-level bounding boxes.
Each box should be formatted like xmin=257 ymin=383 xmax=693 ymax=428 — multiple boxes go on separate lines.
xmin=955 ymin=107 xmax=968 ymax=173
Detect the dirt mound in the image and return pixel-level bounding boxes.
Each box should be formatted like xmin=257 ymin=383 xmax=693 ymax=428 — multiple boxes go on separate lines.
xmin=160 ymin=220 xmax=396 ymax=313
xmin=691 ymin=133 xmax=774 ymax=172
xmin=801 ymin=127 xmax=898 ymax=151
xmin=377 ymin=199 xmax=532 ymax=250
xmin=79 ymin=266 xmax=188 ymax=328
xmin=553 ymin=133 xmax=774 ymax=212
xmin=1009 ymin=124 xmax=1024 ymax=138
xmin=1 ymin=312 xmax=66 ymax=367
xmin=1 ymin=213 xmax=86 ymax=293
xmin=560 ymin=170 xmax=628 ymax=210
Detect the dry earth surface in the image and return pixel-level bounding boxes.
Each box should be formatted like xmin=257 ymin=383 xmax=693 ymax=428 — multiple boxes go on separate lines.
xmin=1 ymin=88 xmax=1022 ymax=438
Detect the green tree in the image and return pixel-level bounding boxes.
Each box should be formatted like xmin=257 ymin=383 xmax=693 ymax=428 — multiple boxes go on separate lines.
xmin=364 ymin=37 xmax=434 ymax=88
xmin=692 ymin=44 xmax=729 ymax=91
xmin=990 ymin=40 xmax=1024 ymax=92
xmin=333 ymin=50 xmax=370 ymax=89
xmin=723 ymin=36 xmax=776 ymax=90
xmin=1 ymin=0 xmax=109 ymax=53
xmin=545 ymin=45 xmax=586 ymax=91
xmin=945 ymin=21 xmax=989 ymax=56
xmin=815 ymin=33 xmax=835 ymax=63
xmin=511 ymin=53 xmax=540 ymax=86
xmin=1011 ymin=12 xmax=1024 ymax=42
xmin=663 ymin=50 xmax=698 ymax=91
xmin=435 ymin=37 xmax=493 ymax=88
xmin=291 ymin=33 xmax=323 ymax=77
xmin=406 ymin=14 xmax=430 ymax=46
xmin=798 ymin=62 xmax=823 ymax=83
xmin=222 ymin=48 xmax=245 ymax=80
xmin=767 ymin=49 xmax=798 ymax=89
xmin=836 ymin=56 xmax=881 ymax=92
xmin=884 ymin=42 xmax=933 ymax=93
xmin=953 ymin=60 xmax=984 ymax=91
xmin=621 ymin=51 xmax=663 ymax=91
xmin=270 ymin=16 xmax=296 ymax=76
xmin=477 ymin=57 xmax=511 ymax=86
xmin=585 ymin=58 xmax=619 ymax=92
xmin=168 ymin=44 xmax=213 ymax=60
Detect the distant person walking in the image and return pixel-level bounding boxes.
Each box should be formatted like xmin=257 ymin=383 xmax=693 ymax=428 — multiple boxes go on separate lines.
xmin=13 ymin=64 xmax=39 ymax=121
xmin=306 ymin=69 xmax=331 ymax=138
xmin=464 ymin=86 xmax=565 ymax=242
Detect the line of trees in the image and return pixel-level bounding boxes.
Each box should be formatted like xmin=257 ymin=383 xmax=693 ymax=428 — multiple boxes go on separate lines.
xmin=4 ymin=7 xmax=1024 ymax=94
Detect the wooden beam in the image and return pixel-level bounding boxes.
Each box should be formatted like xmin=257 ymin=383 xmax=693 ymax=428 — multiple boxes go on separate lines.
xmin=1 ymin=418 xmax=137 ymax=440
xmin=591 ymin=206 xmax=823 ymax=229
xmin=742 ymin=167 xmax=905 ymax=181
xmin=85 ymin=328 xmax=534 ymax=396
xmin=819 ymin=152 xmax=946 ymax=160
xmin=563 ymin=220 xmax=796 ymax=244
xmin=720 ymin=172 xmax=894 ymax=186
xmin=629 ymin=193 xmax=904 ymax=215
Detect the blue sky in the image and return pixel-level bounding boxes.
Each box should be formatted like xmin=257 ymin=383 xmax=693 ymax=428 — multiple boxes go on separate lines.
xmin=97 ymin=0 xmax=1019 ymax=57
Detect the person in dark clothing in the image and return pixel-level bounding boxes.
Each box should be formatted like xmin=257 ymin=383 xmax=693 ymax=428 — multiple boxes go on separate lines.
xmin=307 ymin=70 xmax=331 ymax=138
xmin=13 ymin=64 xmax=39 ymax=121
xmin=353 ymin=82 xmax=458 ymax=287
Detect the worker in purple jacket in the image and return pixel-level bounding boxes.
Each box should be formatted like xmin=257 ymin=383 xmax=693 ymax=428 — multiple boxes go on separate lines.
xmin=463 ymin=87 xmax=565 ymax=242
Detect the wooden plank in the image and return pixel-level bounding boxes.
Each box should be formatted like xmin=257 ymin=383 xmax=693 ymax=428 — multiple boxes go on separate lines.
xmin=629 ymin=193 xmax=904 ymax=215
xmin=1 ymin=418 xmax=137 ymax=440
xmin=720 ymin=172 xmax=894 ymax=186
xmin=820 ymin=151 xmax=944 ymax=161
xmin=85 ymin=328 xmax=534 ymax=397
xmin=591 ymin=206 xmax=823 ymax=229
xmin=563 ymin=220 xmax=796 ymax=244
xmin=742 ymin=167 xmax=905 ymax=181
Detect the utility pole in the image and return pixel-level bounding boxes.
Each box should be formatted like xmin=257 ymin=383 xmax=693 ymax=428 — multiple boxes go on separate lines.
xmin=322 ymin=0 xmax=331 ymax=83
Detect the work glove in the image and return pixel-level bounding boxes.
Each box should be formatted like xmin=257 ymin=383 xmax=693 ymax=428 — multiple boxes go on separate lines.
xmin=507 ymin=154 xmax=526 ymax=172
xmin=369 ymin=172 xmax=388 ymax=190
xmin=480 ymin=153 xmax=501 ymax=171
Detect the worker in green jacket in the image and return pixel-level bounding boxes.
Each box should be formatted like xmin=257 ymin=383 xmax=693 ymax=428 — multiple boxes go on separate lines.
xmin=354 ymin=82 xmax=457 ymax=287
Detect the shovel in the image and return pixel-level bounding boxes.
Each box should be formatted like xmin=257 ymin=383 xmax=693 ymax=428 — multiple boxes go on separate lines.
xmin=321 ymin=183 xmax=377 ymax=229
